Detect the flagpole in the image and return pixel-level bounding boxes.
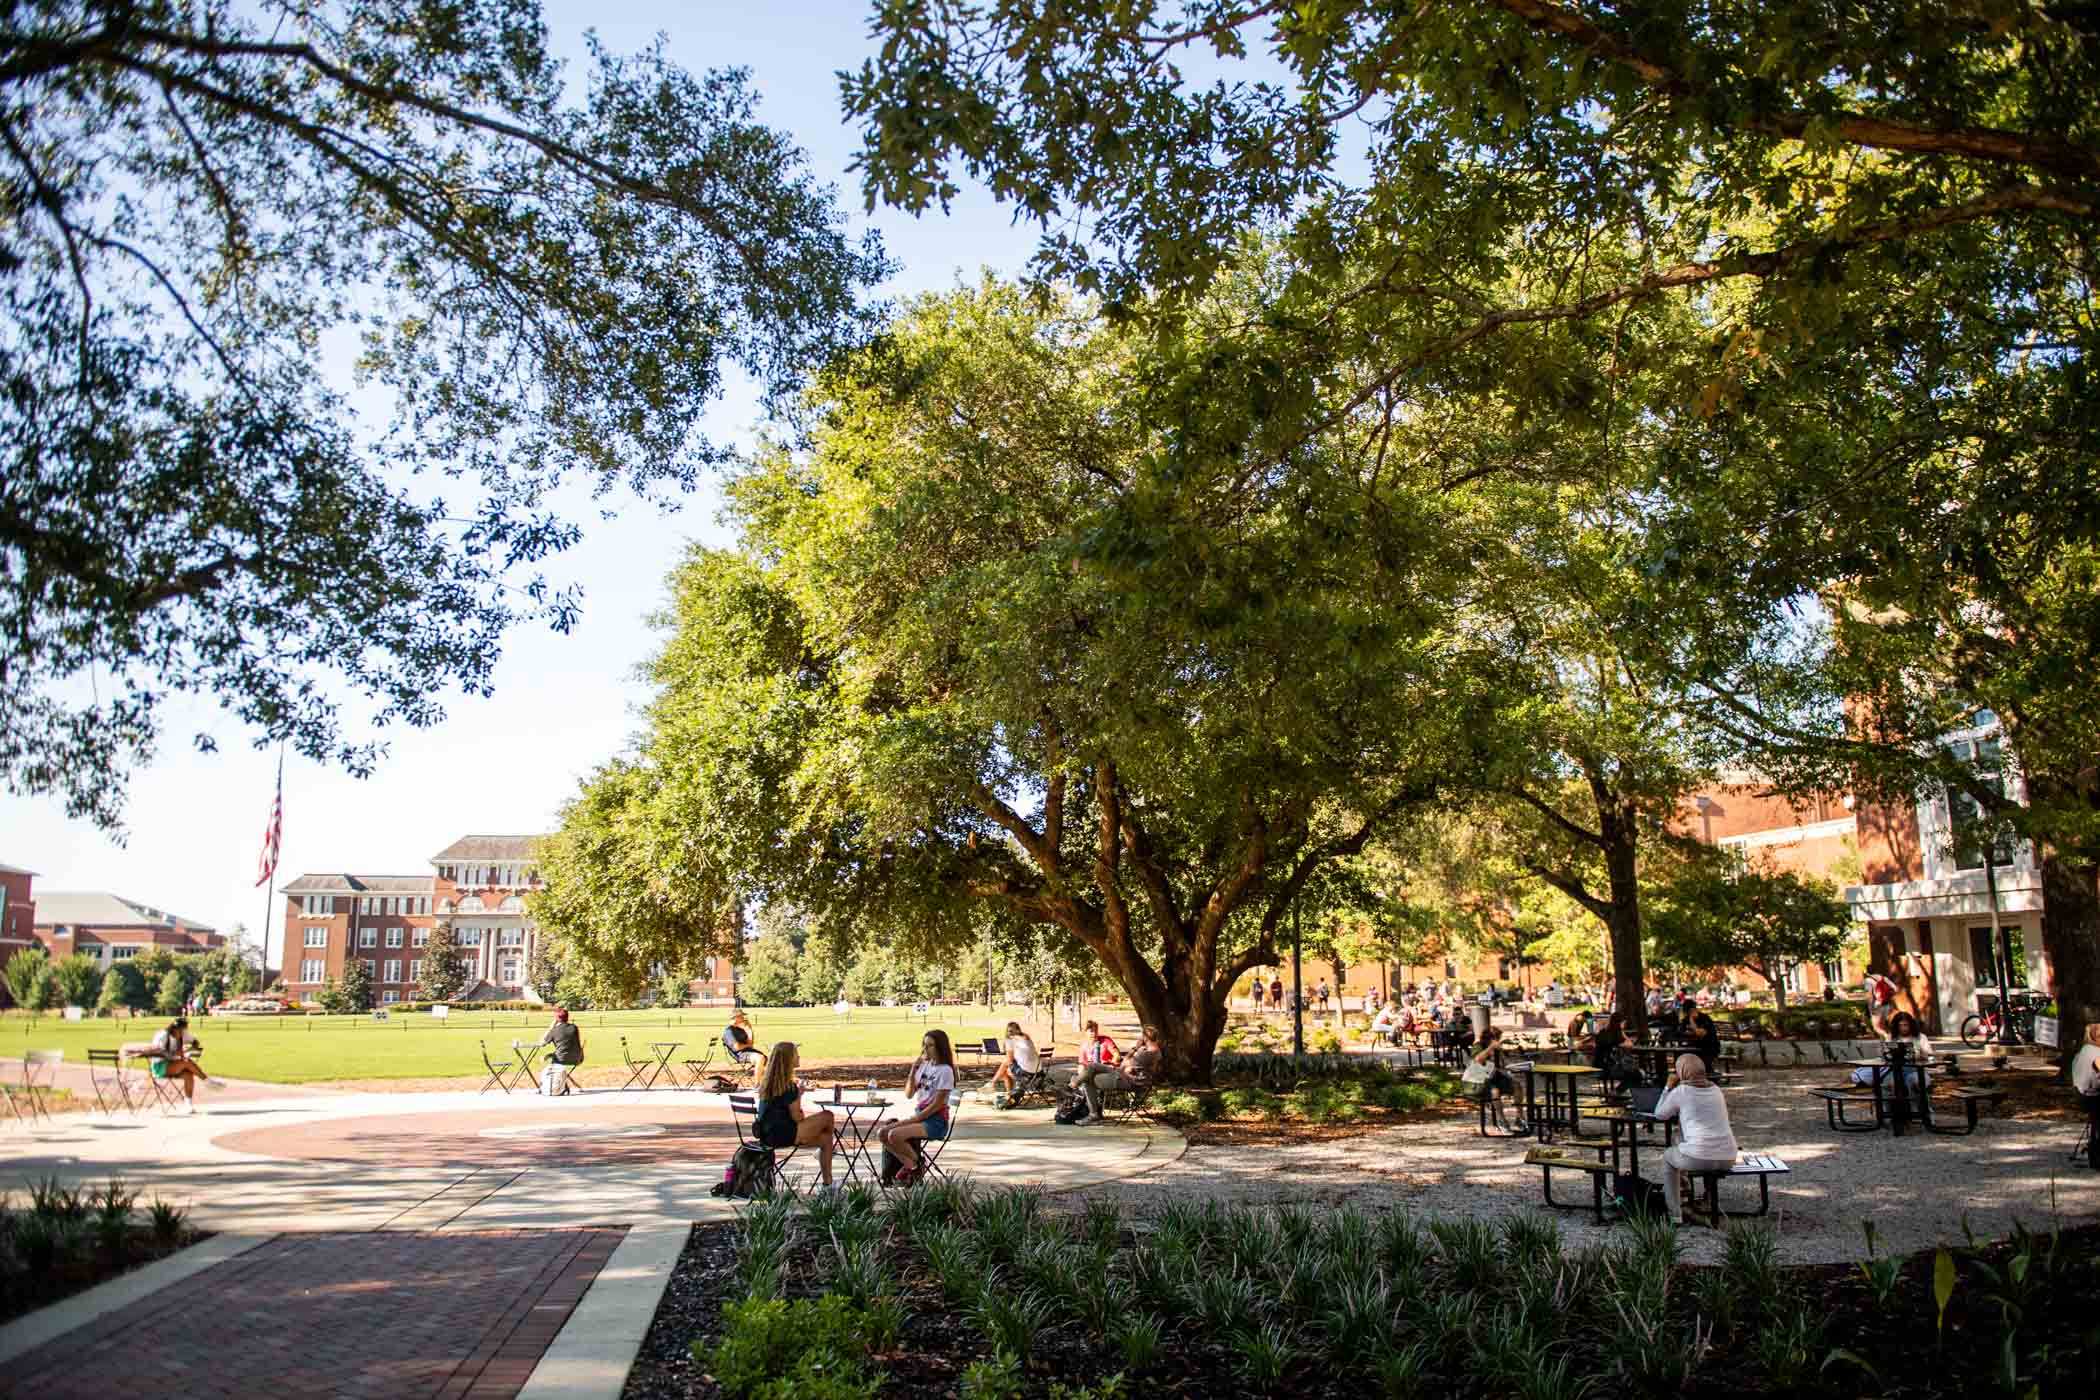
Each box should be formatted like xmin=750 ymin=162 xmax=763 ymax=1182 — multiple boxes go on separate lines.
xmin=259 ymin=747 xmax=283 ymax=992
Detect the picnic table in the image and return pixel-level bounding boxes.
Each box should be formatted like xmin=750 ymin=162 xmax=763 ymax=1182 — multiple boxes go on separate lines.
xmin=1524 ymin=1063 xmax=1604 ymax=1144
xmin=1843 ymin=1053 xmax=1956 ymax=1136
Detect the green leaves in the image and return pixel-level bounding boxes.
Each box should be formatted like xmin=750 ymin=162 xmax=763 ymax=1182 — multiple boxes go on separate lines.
xmin=1 ymin=3 xmax=887 ymax=828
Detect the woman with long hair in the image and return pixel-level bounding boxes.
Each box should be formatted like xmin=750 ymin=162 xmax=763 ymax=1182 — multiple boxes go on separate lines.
xmin=753 ymin=1043 xmax=835 ymax=1186
xmin=877 ymin=1029 xmax=955 ymax=1185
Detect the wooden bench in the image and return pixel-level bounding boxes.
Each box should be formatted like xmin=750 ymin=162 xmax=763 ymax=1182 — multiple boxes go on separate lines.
xmin=1809 ymin=1086 xmax=1882 ymax=1132
xmin=1930 ymin=1086 xmax=2007 ymax=1137
xmin=1524 ymin=1146 xmax=1614 ymax=1222
xmin=1684 ymin=1154 xmax=1791 ymax=1225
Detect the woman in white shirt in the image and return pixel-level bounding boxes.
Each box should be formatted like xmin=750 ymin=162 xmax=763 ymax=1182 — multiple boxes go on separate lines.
xmin=1655 ymin=1052 xmax=1739 ymax=1224
xmin=878 ymin=1029 xmax=956 ymax=1186
xmin=1851 ymin=1010 xmax=1934 ymax=1096
xmin=2073 ymin=1021 xmax=2100 ymax=1173
xmin=989 ymin=1021 xmax=1041 ymax=1096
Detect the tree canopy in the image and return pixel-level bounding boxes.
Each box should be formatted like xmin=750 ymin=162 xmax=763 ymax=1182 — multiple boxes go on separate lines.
xmin=540 ymin=275 xmax=1529 ymax=1078
xmin=2 ymin=0 xmax=887 ymax=828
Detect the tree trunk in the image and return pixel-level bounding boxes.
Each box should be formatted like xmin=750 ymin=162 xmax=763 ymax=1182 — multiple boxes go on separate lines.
xmin=1769 ymin=962 xmax=1789 ymax=1012
xmin=2037 ymin=844 xmax=2100 ymax=1081
xmin=1600 ymin=807 xmax=1648 ymax=1036
xmin=1119 ymin=965 xmax=1226 ymax=1084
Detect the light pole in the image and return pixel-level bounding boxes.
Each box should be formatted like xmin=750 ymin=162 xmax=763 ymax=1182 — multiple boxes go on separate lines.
xmin=1292 ymin=903 xmax=1305 ymax=1057
xmin=1983 ymin=837 xmax=2020 ymax=1047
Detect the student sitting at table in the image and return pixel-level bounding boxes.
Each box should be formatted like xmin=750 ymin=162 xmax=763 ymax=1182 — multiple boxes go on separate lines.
xmin=722 ymin=1011 xmax=766 ymax=1078
xmin=878 ymin=1030 xmax=956 ymax=1186
xmin=754 ymin=1042 xmax=835 ymax=1187
xmin=1371 ymin=1001 xmax=1403 ymax=1044
xmin=1580 ymin=1010 xmax=1641 ymax=1088
xmin=2073 ymin=1022 xmax=2100 ymax=1174
xmin=989 ymin=1022 xmax=1041 ymax=1099
xmin=1851 ymin=1010 xmax=1933 ymax=1093
xmin=143 ymin=1016 xmax=211 ymax=1110
xmin=1683 ymin=1011 xmax=1722 ymax=1077
xmin=537 ymin=1007 xmax=585 ymax=1096
xmin=1461 ymin=1028 xmax=1518 ymax=1107
xmin=1655 ymin=1052 xmax=1739 ymax=1224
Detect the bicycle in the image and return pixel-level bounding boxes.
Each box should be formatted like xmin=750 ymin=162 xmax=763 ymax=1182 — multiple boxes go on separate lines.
xmin=1960 ymin=992 xmax=2042 ymax=1049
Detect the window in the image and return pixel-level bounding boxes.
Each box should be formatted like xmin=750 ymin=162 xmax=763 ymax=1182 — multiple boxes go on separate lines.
xmin=1967 ymin=926 xmax=2028 ymax=988
xmin=386 ymin=928 xmax=403 ymax=948
xmin=413 ymin=929 xmax=429 ymax=947
xmin=382 ymin=990 xmax=399 ymax=1004
xmin=459 ymin=929 xmax=483 ymax=946
xmin=1946 ymin=737 xmax=2015 ymax=872
xmin=301 ymin=894 xmax=335 ymax=916
xmin=498 ymin=929 xmax=523 ymax=947
xmin=383 ymin=959 xmax=402 ymax=983
xmin=498 ymin=959 xmax=521 ymax=985
xmin=409 ymin=959 xmax=423 ymax=982
xmin=358 ymin=929 xmax=377 ymax=949
xmin=364 ymin=960 xmax=378 ymax=980
xmin=300 ymin=958 xmax=324 ymax=983
xmin=304 ymin=927 xmax=328 ymax=948
xmin=417 ymin=896 xmax=429 ymax=915
xmin=110 ymin=945 xmax=139 ymax=960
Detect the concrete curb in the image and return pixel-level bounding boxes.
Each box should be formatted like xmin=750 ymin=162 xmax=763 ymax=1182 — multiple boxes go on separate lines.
xmin=515 ymin=1224 xmax=689 ymax=1400
xmin=0 ymin=1231 xmax=274 ymax=1365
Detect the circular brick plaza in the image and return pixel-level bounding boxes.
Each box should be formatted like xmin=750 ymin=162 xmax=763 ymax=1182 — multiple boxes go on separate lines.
xmin=211 ymin=1102 xmax=744 ymax=1167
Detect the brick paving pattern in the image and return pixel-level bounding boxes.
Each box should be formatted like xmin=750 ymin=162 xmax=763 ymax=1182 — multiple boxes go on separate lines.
xmin=212 ymin=1103 xmax=740 ymax=1168
xmin=1 ymin=1227 xmax=626 ymax=1400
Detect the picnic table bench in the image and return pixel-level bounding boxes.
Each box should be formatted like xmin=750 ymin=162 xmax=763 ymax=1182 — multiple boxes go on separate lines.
xmin=1808 ymin=1085 xmax=1884 ymax=1132
xmin=1682 ymin=1154 xmax=1790 ymax=1225
xmin=1935 ymin=1085 xmax=2007 ymax=1136
xmin=1524 ymin=1144 xmax=1617 ymax=1223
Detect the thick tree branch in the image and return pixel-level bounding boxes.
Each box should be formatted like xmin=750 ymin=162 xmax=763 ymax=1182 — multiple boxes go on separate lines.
xmin=1523 ymin=857 xmax=1613 ymax=920
xmin=1493 ymin=0 xmax=2100 ymax=181
xmin=1507 ymin=786 xmax=1606 ymax=848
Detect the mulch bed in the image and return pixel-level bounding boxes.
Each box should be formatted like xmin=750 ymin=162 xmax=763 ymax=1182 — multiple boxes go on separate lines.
xmin=0 ymin=1227 xmax=211 ymax=1326
xmin=622 ymin=1214 xmax=2100 ymax=1399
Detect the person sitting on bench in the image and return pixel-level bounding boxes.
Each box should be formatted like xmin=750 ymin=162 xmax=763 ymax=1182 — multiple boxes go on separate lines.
xmin=1079 ymin=1025 xmax=1161 ymax=1123
xmin=1461 ymin=1028 xmax=1518 ymax=1109
xmin=722 ymin=1012 xmax=766 ymax=1077
xmin=1064 ymin=1020 xmax=1119 ymax=1100
xmin=145 ymin=1016 xmax=211 ymax=1109
xmin=1655 ymin=1053 xmax=1738 ymax=1225
xmin=1851 ymin=1011 xmax=1932 ymax=1093
xmin=2072 ymin=1021 xmax=2100 ymax=1173
xmin=1371 ymin=1000 xmax=1403 ymax=1044
xmin=755 ymin=1042 xmax=835 ymax=1187
xmin=989 ymin=1022 xmax=1042 ymax=1096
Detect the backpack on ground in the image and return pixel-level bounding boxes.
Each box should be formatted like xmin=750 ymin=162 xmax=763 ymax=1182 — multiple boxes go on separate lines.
xmin=709 ymin=1144 xmax=775 ymax=1199
xmin=1613 ymin=1173 xmax=1669 ymax=1219
xmin=1054 ymin=1097 xmax=1087 ymax=1125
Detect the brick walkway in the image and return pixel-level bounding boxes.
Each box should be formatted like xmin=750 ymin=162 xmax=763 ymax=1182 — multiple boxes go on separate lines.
xmin=0 ymin=1227 xmax=626 ymax=1400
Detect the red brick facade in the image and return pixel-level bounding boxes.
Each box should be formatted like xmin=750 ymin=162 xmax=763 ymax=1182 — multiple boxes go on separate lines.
xmin=0 ymin=862 xmax=37 ymax=1005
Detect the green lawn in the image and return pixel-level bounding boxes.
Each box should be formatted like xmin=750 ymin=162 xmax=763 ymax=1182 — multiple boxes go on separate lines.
xmin=0 ymin=1005 xmax=1046 ymax=1084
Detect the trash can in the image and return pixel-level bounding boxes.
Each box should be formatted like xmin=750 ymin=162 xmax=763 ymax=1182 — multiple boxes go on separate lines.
xmin=1469 ymin=1004 xmax=1491 ymax=1038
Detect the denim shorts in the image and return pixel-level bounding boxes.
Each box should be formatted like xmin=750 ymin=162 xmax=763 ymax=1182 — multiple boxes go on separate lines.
xmin=920 ymin=1112 xmax=950 ymax=1141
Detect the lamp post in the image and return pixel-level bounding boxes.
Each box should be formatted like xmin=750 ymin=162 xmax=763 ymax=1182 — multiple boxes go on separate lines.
xmin=1292 ymin=903 xmax=1305 ymax=1057
xmin=1983 ymin=838 xmax=2020 ymax=1047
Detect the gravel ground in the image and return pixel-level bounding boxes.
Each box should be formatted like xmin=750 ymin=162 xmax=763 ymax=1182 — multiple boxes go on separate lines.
xmin=1042 ymin=1069 xmax=2100 ymax=1264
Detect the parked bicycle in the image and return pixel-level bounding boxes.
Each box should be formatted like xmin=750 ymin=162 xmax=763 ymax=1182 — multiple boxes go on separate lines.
xmin=1960 ymin=989 xmax=2044 ymax=1048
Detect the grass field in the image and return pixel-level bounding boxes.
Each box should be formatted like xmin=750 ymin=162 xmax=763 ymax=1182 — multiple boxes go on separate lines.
xmin=0 ymin=1005 xmax=1051 ymax=1084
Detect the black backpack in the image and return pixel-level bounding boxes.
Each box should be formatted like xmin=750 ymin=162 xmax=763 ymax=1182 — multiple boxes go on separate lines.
xmin=1054 ymin=1098 xmax=1088 ymax=1125
xmin=1613 ymin=1173 xmax=1670 ymax=1219
xmin=710 ymin=1144 xmax=775 ymax=1198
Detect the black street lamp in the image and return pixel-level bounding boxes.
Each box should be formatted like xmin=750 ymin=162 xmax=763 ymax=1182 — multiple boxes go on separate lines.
xmin=1292 ymin=902 xmax=1305 ymax=1057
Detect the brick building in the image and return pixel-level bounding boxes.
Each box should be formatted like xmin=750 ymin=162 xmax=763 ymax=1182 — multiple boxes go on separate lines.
xmin=1678 ymin=781 xmax=1863 ymax=1001
xmin=281 ymin=834 xmax=736 ymax=1005
xmin=1682 ymin=731 xmax=2050 ymax=1034
xmin=0 ymin=862 xmax=38 ymax=1001
xmin=32 ymin=891 xmax=223 ymax=967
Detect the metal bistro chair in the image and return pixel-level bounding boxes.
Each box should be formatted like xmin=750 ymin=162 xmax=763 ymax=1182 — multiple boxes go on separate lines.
xmin=480 ymin=1040 xmax=524 ymax=1094
xmin=18 ymin=1050 xmax=63 ymax=1124
xmin=618 ymin=1037 xmax=659 ymax=1091
xmin=680 ymin=1041 xmax=718 ymax=1089
xmin=86 ymin=1048 xmax=140 ymax=1117
xmin=728 ymin=1093 xmax=801 ymax=1197
xmin=907 ymin=1096 xmax=961 ymax=1185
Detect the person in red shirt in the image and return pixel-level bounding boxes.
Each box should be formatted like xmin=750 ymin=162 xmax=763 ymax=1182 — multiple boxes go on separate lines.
xmin=1062 ymin=1019 xmax=1118 ymax=1106
xmin=1865 ymin=972 xmax=1899 ymax=1037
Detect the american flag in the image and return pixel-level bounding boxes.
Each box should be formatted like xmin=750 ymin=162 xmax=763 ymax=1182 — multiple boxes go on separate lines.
xmin=254 ymin=763 xmax=283 ymax=888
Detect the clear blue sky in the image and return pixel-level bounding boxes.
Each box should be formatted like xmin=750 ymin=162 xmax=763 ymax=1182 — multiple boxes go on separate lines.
xmin=0 ymin=4 xmax=1043 ymax=971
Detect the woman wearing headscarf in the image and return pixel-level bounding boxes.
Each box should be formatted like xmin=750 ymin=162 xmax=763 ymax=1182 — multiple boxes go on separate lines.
xmin=1654 ymin=1052 xmax=1739 ymax=1224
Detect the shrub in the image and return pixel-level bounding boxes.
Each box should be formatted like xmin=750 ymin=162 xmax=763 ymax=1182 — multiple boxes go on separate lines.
xmin=699 ymin=1295 xmax=881 ymax=1400
xmin=1148 ymin=1089 xmax=1206 ymax=1122
xmin=1220 ymin=1086 xmax=1286 ymax=1120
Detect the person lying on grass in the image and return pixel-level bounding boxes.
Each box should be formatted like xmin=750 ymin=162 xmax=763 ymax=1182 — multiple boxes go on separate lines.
xmin=754 ymin=1042 xmax=835 ymax=1188
xmin=878 ymin=1029 xmax=955 ymax=1186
